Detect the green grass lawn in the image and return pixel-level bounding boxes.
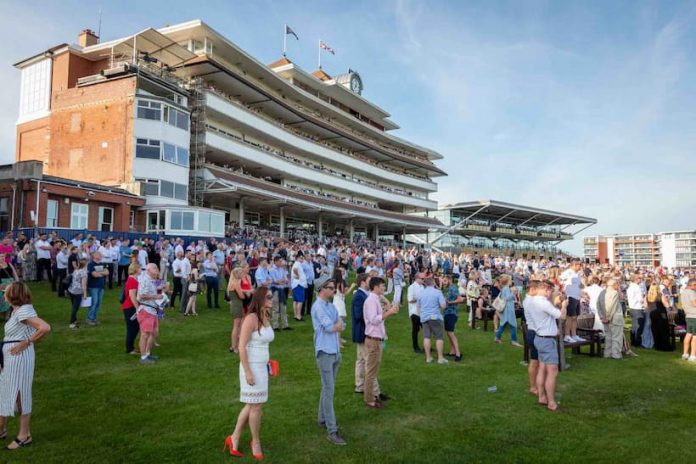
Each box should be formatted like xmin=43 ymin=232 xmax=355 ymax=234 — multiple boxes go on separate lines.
xmin=4 ymin=282 xmax=695 ymax=463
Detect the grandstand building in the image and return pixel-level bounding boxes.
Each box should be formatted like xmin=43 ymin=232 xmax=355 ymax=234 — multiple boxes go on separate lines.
xmin=13 ymin=21 xmax=444 ymax=238
xmin=418 ymin=200 xmax=597 ymax=256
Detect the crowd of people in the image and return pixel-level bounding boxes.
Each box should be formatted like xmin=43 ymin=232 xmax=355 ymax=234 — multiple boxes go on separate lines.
xmin=0 ymin=228 xmax=694 ymax=455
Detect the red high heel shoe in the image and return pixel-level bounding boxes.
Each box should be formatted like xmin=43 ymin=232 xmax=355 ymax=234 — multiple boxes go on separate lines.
xmin=223 ymin=435 xmax=243 ymax=457
xmin=250 ymin=440 xmax=264 ymax=460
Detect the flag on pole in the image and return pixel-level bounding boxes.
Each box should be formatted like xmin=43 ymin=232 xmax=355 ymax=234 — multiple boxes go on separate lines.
xmin=285 ymin=25 xmax=299 ymax=40
xmin=319 ymin=40 xmax=336 ymax=55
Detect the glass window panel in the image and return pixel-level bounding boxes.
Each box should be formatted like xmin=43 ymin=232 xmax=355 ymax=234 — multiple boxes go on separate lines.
xmin=163 ymin=143 xmax=177 ymax=163
xmin=170 ymin=211 xmax=182 ymax=230
xmin=176 ymin=110 xmax=189 ymax=130
xmin=136 ymin=141 xmax=160 ymax=159
xmin=182 ymin=212 xmax=194 ymax=230
xmin=160 ymin=181 xmax=174 ymax=198
xmin=211 ymin=214 xmax=224 ymax=234
xmin=199 ymin=212 xmax=210 ymax=232
xmin=177 ymin=147 xmax=189 ymax=166
xmin=174 ymin=183 xmax=188 ymax=200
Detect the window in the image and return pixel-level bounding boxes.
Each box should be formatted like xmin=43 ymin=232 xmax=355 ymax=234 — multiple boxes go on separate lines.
xmin=211 ymin=214 xmax=224 ymax=235
xmin=98 ymin=207 xmax=114 ymax=232
xmin=170 ymin=211 xmax=195 ymax=230
xmin=19 ymin=58 xmax=51 ymax=119
xmin=136 ymin=138 xmax=161 ymax=159
xmin=167 ymin=107 xmax=189 ymax=131
xmin=137 ymin=100 xmax=162 ymax=120
xmin=46 ymin=199 xmax=58 ymax=227
xmin=0 ymin=198 xmax=9 ymax=231
xmin=163 ymin=143 xmax=177 ymax=163
xmin=174 ymin=183 xmax=188 ymax=201
xmin=198 ymin=212 xmax=210 ymax=233
xmin=160 ymin=181 xmax=174 ymax=199
xmin=137 ymin=179 xmax=159 ymax=196
xmin=177 ymin=146 xmax=189 ymax=166
xmin=70 ymin=203 xmax=88 ymax=229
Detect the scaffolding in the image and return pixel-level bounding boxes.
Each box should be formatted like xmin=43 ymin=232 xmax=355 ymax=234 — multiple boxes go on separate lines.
xmin=189 ymin=78 xmax=207 ymax=207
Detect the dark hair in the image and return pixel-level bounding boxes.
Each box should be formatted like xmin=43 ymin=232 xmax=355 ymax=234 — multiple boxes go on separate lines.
xmin=331 ymin=268 xmax=344 ymax=291
xmin=369 ymin=277 xmax=385 ymax=290
xmin=356 ymin=273 xmax=369 ymax=286
xmin=246 ymin=286 xmax=270 ymax=332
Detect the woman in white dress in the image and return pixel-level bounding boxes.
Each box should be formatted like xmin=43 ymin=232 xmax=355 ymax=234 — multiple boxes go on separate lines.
xmin=331 ymin=268 xmax=354 ymax=319
xmin=224 ymin=286 xmax=274 ymax=460
xmin=0 ymin=282 xmax=51 ymax=450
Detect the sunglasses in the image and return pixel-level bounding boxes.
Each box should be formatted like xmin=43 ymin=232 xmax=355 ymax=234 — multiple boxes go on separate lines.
xmin=324 ymin=286 xmax=335 ymax=290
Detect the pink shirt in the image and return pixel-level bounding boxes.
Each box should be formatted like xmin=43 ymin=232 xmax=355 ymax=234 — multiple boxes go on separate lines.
xmin=363 ymin=293 xmax=386 ymax=340
xmin=0 ymin=245 xmax=13 ymax=264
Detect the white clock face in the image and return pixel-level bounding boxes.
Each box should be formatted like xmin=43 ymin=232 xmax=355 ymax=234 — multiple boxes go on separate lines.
xmin=350 ymin=75 xmax=361 ymax=93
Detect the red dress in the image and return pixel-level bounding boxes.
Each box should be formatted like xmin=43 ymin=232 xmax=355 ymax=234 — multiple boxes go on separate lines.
xmin=240 ymin=275 xmax=253 ymax=315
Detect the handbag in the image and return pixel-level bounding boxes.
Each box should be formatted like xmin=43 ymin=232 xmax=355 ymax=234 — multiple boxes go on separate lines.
xmin=492 ymin=295 xmax=506 ymax=313
xmin=267 ymin=359 xmax=279 ymax=377
xmin=188 ymin=282 xmax=198 ymax=293
xmin=80 ymin=296 xmax=92 ymax=308
xmin=62 ymin=273 xmax=73 ymax=287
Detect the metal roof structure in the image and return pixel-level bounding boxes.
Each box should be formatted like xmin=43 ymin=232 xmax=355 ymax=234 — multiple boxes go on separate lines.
xmin=431 ymin=199 xmax=597 ymax=245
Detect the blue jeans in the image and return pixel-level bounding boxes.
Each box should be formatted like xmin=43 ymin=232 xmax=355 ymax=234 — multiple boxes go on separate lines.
xmin=495 ymin=322 xmax=518 ymax=343
xmin=87 ymin=287 xmax=104 ymax=322
xmin=316 ymin=351 xmax=341 ymax=435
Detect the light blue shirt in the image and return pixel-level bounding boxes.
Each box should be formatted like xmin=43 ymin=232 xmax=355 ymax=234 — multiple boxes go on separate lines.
xmin=312 ymin=297 xmax=340 ymax=355
xmin=255 ymin=266 xmax=271 ymax=286
xmin=418 ymin=286 xmax=446 ymax=321
xmin=302 ymin=260 xmax=315 ymax=283
xmin=269 ymin=265 xmax=284 ymax=288
xmin=119 ymin=245 xmax=132 ymax=266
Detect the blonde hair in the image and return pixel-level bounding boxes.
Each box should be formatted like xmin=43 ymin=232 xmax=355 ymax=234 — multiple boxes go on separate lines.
xmin=5 ymin=281 xmax=32 ymax=306
xmin=231 ymin=267 xmax=244 ymax=280
xmin=128 ymin=263 xmax=141 ymax=275
xmin=499 ymin=274 xmax=511 ymax=287
xmin=647 ymin=284 xmax=659 ymax=303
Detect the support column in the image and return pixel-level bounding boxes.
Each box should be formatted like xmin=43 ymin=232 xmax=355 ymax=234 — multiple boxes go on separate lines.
xmin=238 ymin=198 xmax=245 ymax=228
xmin=349 ymin=220 xmax=355 ymax=243
xmin=279 ymin=206 xmax=285 ymax=239
xmin=402 ymin=227 xmax=407 ymax=249
xmin=317 ymin=213 xmax=324 ymax=239
xmin=374 ymin=223 xmax=379 ymax=243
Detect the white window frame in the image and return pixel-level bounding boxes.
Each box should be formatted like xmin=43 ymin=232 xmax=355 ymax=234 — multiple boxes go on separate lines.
xmin=70 ymin=203 xmax=89 ymax=229
xmin=46 ymin=199 xmax=58 ymax=227
xmin=98 ymin=207 xmax=114 ymax=232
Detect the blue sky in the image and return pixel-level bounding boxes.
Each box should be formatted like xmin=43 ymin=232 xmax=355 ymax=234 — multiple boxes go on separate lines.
xmin=1 ymin=0 xmax=695 ymax=253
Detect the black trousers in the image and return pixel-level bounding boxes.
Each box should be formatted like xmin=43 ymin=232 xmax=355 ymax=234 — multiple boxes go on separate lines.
xmin=411 ymin=314 xmax=422 ymax=351
xmin=105 ymin=263 xmax=114 ymax=289
xmin=37 ymin=258 xmax=52 ymax=282
xmin=50 ymin=264 xmax=59 ymax=291
xmin=69 ymin=293 xmax=82 ymax=324
xmin=117 ymin=264 xmax=129 ymax=286
xmin=171 ymin=277 xmax=183 ymax=308
xmin=123 ymin=308 xmax=140 ymax=353
xmin=55 ymin=268 xmax=67 ymax=297
xmin=303 ymin=284 xmax=315 ymax=316
xmin=205 ymin=275 xmax=220 ymax=308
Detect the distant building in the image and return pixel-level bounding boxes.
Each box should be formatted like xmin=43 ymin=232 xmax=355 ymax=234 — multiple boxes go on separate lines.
xmin=583 ymin=231 xmax=696 ymax=268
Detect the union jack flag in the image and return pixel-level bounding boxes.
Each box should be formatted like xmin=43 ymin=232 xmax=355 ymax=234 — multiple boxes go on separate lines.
xmin=320 ymin=41 xmax=335 ymax=55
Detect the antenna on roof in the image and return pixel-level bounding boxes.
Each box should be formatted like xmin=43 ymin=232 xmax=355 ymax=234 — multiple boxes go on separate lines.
xmin=97 ymin=7 xmax=103 ymax=39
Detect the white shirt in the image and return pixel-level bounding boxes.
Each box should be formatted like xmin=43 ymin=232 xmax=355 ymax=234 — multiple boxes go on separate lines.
xmin=523 ymin=295 xmax=537 ymax=332
xmin=291 ymin=260 xmax=307 ymax=288
xmin=172 ymin=257 xmax=191 ymax=278
xmin=626 ymin=283 xmax=644 ymax=310
xmin=528 ymin=296 xmax=561 ymax=336
xmin=98 ymin=246 xmax=113 ymax=263
xmin=56 ymin=251 xmax=69 ymax=270
xmin=407 ymin=282 xmax=424 ymax=316
xmin=35 ymin=239 xmax=51 ymax=260
xmin=560 ymin=269 xmax=581 ymax=299
xmin=585 ymin=284 xmax=603 ymax=312
xmin=137 ymin=249 xmax=148 ymax=268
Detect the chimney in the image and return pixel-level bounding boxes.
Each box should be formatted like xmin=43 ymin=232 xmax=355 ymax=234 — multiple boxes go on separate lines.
xmin=78 ymin=29 xmax=99 ymax=47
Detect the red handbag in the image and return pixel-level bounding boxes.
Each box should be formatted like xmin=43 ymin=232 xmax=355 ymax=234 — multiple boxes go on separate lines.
xmin=267 ymin=359 xmax=279 ymax=377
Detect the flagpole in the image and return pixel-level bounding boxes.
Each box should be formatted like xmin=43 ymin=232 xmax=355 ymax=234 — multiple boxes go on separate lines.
xmin=318 ymin=39 xmax=321 ymax=69
xmin=283 ymin=24 xmax=287 ymax=56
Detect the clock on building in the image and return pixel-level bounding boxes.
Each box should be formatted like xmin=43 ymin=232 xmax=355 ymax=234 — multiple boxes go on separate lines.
xmin=349 ymin=72 xmax=363 ymax=95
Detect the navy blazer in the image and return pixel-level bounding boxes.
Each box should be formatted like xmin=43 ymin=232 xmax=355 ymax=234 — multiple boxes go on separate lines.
xmin=351 ymin=288 xmax=368 ymax=343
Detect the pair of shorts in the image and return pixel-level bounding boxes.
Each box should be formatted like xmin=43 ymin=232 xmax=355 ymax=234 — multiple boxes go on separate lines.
xmin=566 ymin=297 xmax=580 ymax=317
xmin=444 ymin=314 xmax=458 ymax=332
xmin=137 ymin=311 xmax=159 ymax=333
xmin=292 ymin=285 xmax=306 ymax=303
xmin=534 ymin=336 xmax=559 ymax=365
xmin=422 ymin=319 xmax=444 ymax=340
xmin=687 ymin=319 xmax=696 ymax=335
xmin=526 ymin=330 xmax=538 ymax=361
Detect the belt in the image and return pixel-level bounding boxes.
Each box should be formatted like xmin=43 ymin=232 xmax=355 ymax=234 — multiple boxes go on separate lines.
xmin=536 ymin=335 xmax=557 ymax=339
xmin=365 ymin=335 xmax=384 ymax=342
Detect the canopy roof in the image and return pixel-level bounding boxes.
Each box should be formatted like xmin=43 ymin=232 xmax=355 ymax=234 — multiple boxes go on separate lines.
xmin=441 ymin=200 xmax=597 ymax=227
